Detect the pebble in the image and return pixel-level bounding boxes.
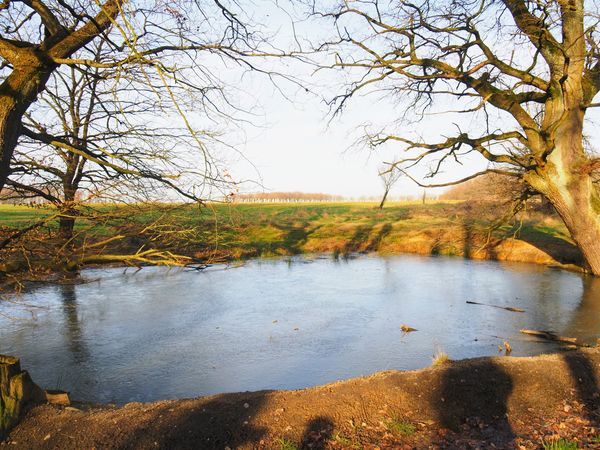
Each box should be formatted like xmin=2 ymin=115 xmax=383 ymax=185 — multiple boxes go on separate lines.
xmin=243 ymin=403 xmax=250 ymax=409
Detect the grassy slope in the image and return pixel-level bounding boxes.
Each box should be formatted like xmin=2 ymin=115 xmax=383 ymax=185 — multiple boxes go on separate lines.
xmin=0 ymin=201 xmax=583 ymax=269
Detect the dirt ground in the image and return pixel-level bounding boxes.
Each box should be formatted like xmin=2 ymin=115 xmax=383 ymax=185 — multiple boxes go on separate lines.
xmin=1 ymin=349 xmax=599 ymax=449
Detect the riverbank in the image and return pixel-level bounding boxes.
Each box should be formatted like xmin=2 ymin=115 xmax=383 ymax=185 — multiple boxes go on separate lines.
xmin=2 ymin=349 xmax=599 ymax=449
xmin=0 ymin=201 xmax=586 ymax=279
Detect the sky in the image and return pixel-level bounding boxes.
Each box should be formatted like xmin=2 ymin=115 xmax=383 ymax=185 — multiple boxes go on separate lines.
xmin=220 ymin=3 xmax=490 ymax=200
xmin=232 ymin=84 xmax=485 ymax=199
xmin=187 ymin=1 xmax=600 ymax=201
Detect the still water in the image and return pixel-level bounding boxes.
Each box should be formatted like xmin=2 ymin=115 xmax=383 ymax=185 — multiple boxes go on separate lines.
xmin=1 ymin=254 xmax=599 ymax=404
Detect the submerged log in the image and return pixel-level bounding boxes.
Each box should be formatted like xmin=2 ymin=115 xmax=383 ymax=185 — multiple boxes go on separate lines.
xmin=466 ymin=300 xmax=525 ymax=313
xmin=519 ymin=329 xmax=587 ymax=346
xmin=0 ymin=355 xmax=45 ymax=439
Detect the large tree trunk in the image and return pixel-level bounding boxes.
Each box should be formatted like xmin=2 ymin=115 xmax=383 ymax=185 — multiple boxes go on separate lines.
xmin=0 ymin=61 xmax=55 ymax=192
xmin=547 ymin=177 xmax=600 ymax=275
xmin=525 ymin=110 xmax=600 ymax=275
xmin=59 ymin=186 xmax=77 ymax=241
xmin=58 ymin=216 xmax=76 ymax=241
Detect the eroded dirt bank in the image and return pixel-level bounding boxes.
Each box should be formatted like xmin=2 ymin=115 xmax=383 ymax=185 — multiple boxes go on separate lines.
xmin=2 ymin=350 xmax=600 ymax=449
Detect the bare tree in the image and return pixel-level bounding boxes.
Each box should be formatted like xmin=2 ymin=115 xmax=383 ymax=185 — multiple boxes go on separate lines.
xmin=315 ymin=0 xmax=600 ymax=274
xmin=5 ymin=39 xmax=236 ymax=242
xmin=0 ymin=0 xmax=268 ymax=193
xmin=378 ymin=164 xmax=402 ymax=208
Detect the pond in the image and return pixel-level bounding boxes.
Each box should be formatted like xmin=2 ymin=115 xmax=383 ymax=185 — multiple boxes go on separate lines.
xmin=1 ymin=254 xmax=599 ymax=404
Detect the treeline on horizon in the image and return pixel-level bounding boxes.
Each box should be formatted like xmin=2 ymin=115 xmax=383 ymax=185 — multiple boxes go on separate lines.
xmin=231 ymin=191 xmax=444 ymax=203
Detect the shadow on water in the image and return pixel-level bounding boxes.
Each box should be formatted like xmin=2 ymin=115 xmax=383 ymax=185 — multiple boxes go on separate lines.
xmin=58 ymin=283 xmax=89 ymax=363
xmin=436 ymin=359 xmax=515 ymax=444
xmin=562 ymin=275 xmax=600 ymax=344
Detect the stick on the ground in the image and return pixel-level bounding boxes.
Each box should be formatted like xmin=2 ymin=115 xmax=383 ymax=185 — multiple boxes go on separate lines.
xmin=466 ymin=301 xmax=525 ymax=313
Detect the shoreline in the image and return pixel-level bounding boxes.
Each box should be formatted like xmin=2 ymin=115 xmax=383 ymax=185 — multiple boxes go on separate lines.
xmin=0 ymin=241 xmax=589 ymax=293
xmin=1 ymin=202 xmax=589 ymax=287
xmin=2 ymin=349 xmax=599 ymax=449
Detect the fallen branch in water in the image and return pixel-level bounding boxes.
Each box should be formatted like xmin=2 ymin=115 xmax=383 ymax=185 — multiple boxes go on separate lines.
xmin=519 ymin=329 xmax=589 ymax=347
xmin=466 ymin=300 xmax=525 ymax=313
xmin=400 ymin=324 xmax=417 ymax=334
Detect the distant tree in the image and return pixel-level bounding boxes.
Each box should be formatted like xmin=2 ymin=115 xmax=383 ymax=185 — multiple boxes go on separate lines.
xmin=235 ymin=192 xmax=344 ymax=202
xmin=378 ymin=164 xmax=401 ymax=209
xmin=316 ymin=0 xmax=600 ymax=274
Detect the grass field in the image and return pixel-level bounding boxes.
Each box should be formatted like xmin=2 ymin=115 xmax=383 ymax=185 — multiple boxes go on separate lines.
xmin=0 ymin=201 xmax=583 ymax=269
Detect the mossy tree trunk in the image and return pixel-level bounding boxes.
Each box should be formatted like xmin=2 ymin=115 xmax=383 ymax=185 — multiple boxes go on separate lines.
xmin=0 ymin=355 xmax=45 ymax=440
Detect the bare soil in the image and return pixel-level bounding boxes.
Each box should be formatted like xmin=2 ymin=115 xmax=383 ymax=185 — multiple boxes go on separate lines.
xmin=2 ymin=349 xmax=599 ymax=449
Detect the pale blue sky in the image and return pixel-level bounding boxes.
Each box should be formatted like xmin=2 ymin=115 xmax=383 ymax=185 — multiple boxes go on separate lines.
xmin=206 ymin=1 xmax=600 ymax=200
xmin=222 ymin=2 xmax=489 ymax=199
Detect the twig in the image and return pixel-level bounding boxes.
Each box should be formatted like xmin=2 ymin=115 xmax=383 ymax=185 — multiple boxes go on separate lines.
xmin=466 ymin=300 xmax=525 ymax=313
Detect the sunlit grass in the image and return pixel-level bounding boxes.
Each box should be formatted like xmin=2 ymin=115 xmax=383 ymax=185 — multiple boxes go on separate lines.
xmin=385 ymin=418 xmax=416 ymax=436
xmin=276 ymin=438 xmax=298 ymax=450
xmin=541 ymin=438 xmax=579 ymax=450
xmin=432 ymin=350 xmax=451 ymax=367
xmin=0 ymin=201 xmax=575 ymax=266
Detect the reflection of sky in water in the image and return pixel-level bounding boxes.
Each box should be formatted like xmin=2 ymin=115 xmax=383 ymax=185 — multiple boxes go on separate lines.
xmin=1 ymin=254 xmax=599 ymax=404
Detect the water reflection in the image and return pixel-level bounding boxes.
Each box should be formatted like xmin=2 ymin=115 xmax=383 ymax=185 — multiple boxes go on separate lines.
xmin=562 ymin=275 xmax=600 ymax=343
xmin=59 ymin=283 xmax=89 ymax=363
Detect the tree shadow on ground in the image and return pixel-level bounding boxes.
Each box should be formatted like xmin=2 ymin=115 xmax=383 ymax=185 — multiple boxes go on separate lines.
xmin=277 ymin=223 xmax=322 ymax=254
xmin=517 ymin=227 xmax=584 ymax=267
xmin=562 ymin=352 xmax=600 ymax=421
xmin=343 ymin=225 xmax=373 ymax=254
xmin=341 ymin=223 xmax=393 ymax=255
xmin=366 ymin=223 xmax=392 ymax=251
xmin=429 ymin=230 xmax=446 ymax=256
xmin=462 ymin=219 xmax=474 ymax=259
xmin=435 ymin=359 xmax=515 ymax=446
xmin=120 ymin=391 xmax=269 ymax=450
xmin=300 ymin=416 xmax=334 ymax=449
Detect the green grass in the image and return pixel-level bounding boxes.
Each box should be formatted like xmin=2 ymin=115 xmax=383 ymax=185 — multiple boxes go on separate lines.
xmin=385 ymin=418 xmax=416 ymax=436
xmin=276 ymin=438 xmax=298 ymax=450
xmin=541 ymin=438 xmax=579 ymax=450
xmin=0 ymin=204 xmax=54 ymax=225
xmin=0 ymin=201 xmax=578 ymax=268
